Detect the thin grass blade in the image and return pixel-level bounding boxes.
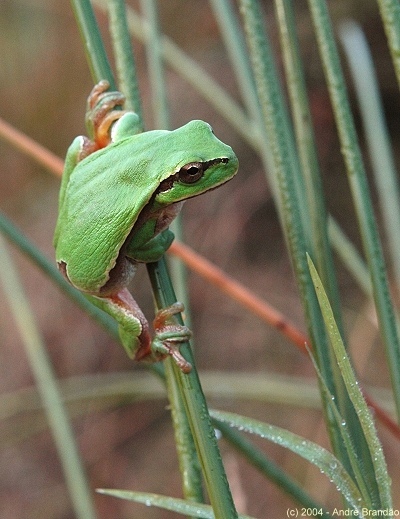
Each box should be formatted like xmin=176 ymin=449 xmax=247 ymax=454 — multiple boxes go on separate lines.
xmin=339 ymin=20 xmax=400 ymax=294
xmin=307 ymin=254 xmax=392 ymax=508
xmin=97 ymin=489 xmax=256 ymax=519
xmin=307 ymin=0 xmax=400 ymax=420
xmin=214 ymin=419 xmax=330 ymax=515
xmin=0 ymin=235 xmax=97 ymax=519
xmin=210 ymin=409 xmax=364 ymax=512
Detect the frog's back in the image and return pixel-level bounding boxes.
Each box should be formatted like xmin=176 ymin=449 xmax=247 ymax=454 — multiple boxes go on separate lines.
xmin=54 ymin=138 xmax=162 ymax=293
xmin=54 ymin=121 xmax=237 ymax=292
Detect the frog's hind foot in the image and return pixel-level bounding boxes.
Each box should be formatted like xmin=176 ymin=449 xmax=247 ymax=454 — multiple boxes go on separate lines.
xmin=151 ymin=302 xmax=192 ymax=374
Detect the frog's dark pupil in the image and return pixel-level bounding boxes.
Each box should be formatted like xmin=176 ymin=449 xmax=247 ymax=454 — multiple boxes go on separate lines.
xmin=187 ymin=166 xmax=200 ymax=175
xmin=179 ymin=162 xmax=204 ymax=184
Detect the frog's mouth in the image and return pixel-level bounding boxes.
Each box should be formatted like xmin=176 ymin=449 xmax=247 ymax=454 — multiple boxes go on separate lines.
xmin=156 ymin=157 xmax=229 ymax=193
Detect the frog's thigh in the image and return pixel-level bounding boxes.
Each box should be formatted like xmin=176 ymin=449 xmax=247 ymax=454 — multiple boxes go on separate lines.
xmin=89 ymin=289 xmax=152 ymax=359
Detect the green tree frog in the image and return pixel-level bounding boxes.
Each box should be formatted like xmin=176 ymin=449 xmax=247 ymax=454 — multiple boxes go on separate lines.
xmin=54 ymin=80 xmax=238 ymax=373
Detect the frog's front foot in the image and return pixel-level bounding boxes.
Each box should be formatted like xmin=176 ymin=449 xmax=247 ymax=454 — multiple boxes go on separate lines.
xmin=85 ymin=80 xmax=127 ymax=149
xmin=150 ymin=302 xmax=192 ymax=374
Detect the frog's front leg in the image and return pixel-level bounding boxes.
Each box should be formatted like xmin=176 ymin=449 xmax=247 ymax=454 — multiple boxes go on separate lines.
xmin=85 ymin=80 xmax=141 ymax=149
xmin=125 ymin=230 xmax=175 ymax=263
xmin=89 ymin=288 xmax=192 ymax=373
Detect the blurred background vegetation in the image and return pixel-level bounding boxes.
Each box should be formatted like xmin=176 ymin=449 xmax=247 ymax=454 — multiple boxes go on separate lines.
xmin=1 ymin=0 xmax=399 ymax=517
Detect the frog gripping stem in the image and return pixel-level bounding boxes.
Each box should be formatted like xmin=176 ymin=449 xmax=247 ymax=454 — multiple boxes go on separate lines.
xmin=85 ymin=80 xmax=127 ymax=149
xmin=98 ymin=290 xmax=192 ymax=373
xmin=151 ymin=302 xmax=192 ymax=374
xmin=55 ymin=81 xmax=238 ymax=377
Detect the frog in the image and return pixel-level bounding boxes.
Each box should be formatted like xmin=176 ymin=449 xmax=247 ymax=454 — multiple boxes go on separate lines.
xmin=54 ymin=80 xmax=238 ymax=373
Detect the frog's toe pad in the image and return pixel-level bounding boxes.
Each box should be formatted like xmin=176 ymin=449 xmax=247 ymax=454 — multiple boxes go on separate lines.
xmin=152 ymin=339 xmax=192 ymax=374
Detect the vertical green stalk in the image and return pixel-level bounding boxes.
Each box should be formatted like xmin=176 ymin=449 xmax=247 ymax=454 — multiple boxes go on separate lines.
xmin=148 ymin=259 xmax=238 ymax=519
xmin=108 ymin=0 xmax=143 ymax=119
xmin=208 ymin=0 xmax=280 ymax=214
xmin=238 ymin=0 xmax=333 ymax=420
xmin=237 ymin=0 xmax=383 ymax=492
xmin=376 ymin=0 xmax=400 ymax=92
xmin=308 ymin=255 xmax=392 ymax=508
xmin=209 ymin=0 xmax=260 ymax=123
xmin=139 ymin=0 xmax=202 ymax=505
xmin=217 ymin=0 xmax=369 ymax=485
xmin=70 ymin=0 xmax=116 ymax=88
xmin=339 ymin=20 xmax=400 ymax=294
xmin=274 ymin=0 xmax=342 ymax=325
xmin=140 ymin=0 xmax=169 ymax=129
xmin=272 ymin=1 xmax=382 ymax=483
xmin=0 ymin=235 xmax=97 ymax=519
xmin=307 ymin=0 xmax=400 ymax=420
xmin=163 ymin=359 xmax=204 ymax=504
xmin=118 ymin=1 xmax=259 ymax=144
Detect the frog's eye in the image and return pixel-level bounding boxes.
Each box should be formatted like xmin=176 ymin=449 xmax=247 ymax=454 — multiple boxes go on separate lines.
xmin=178 ymin=162 xmax=205 ymax=184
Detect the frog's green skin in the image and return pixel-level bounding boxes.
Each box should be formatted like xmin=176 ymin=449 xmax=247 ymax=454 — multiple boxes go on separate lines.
xmin=54 ymin=83 xmax=238 ymax=372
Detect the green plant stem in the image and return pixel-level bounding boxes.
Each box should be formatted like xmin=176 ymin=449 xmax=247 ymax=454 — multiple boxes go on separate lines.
xmin=0 ymin=234 xmax=97 ymax=519
xmin=209 ymin=0 xmax=259 ymax=123
xmin=376 ymin=0 xmax=400 ymax=93
xmin=238 ymin=0 xmax=350 ymax=460
xmin=148 ymin=259 xmax=238 ymax=519
xmin=238 ymin=0 xmax=308 ymax=302
xmin=139 ymin=0 xmax=202 ymax=505
xmin=273 ymin=0 xmax=382 ymax=483
xmin=239 ymin=0 xmax=312 ymax=239
xmin=237 ymin=1 xmax=391 ymax=492
xmin=307 ymin=0 xmax=400 ymax=421
xmin=208 ymin=0 xmax=280 ymax=209
xmin=164 ymin=360 xmax=204 ymax=504
xmin=274 ymin=0 xmax=342 ymax=325
xmin=140 ymin=0 xmax=169 ymax=129
xmin=108 ymin=0 xmax=143 ymax=119
xmin=307 ymin=350 xmax=372 ymax=507
xmin=70 ymin=0 xmax=116 ymax=88
xmin=339 ymin=20 xmax=400 ymax=295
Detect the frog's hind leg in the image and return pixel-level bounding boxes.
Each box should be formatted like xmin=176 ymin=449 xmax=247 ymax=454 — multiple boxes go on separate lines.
xmin=90 ymin=288 xmax=152 ymax=360
xmin=151 ymin=303 xmax=192 ymax=373
xmin=90 ymin=289 xmax=192 ymax=373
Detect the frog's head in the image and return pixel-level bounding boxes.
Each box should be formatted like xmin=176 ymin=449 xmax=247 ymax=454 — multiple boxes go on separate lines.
xmin=154 ymin=120 xmax=238 ymax=206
